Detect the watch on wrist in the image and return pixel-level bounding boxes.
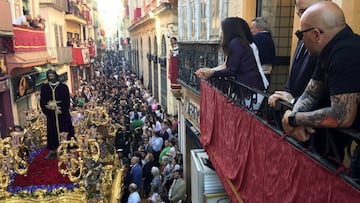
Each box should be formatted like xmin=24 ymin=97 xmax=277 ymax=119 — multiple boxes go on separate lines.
xmin=288 ymin=112 xmax=298 ymax=127
xmin=290 ymin=98 xmax=296 ymax=105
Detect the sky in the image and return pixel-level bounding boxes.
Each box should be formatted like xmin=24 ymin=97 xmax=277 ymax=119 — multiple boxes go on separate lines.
xmin=96 ymin=0 xmax=123 ymax=36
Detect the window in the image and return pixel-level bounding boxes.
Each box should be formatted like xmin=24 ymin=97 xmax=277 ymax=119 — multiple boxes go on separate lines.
xmin=211 ymin=0 xmax=220 ymax=38
xmin=256 ymin=0 xmax=295 ymax=91
xmin=59 ymin=25 xmax=64 ymax=47
xmin=200 ymin=0 xmax=206 ymax=39
xmin=54 ymin=25 xmax=59 ymax=47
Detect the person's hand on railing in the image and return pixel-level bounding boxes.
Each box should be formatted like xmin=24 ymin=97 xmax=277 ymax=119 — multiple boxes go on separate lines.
xmin=282 ymin=110 xmax=315 ymax=142
xmin=195 ymin=67 xmax=214 ymax=80
xmin=268 ymin=91 xmax=295 ymax=107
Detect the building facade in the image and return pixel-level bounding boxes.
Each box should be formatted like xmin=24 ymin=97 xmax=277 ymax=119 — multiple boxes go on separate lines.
xmin=125 ymin=0 xmax=360 ymax=201
xmin=127 ymin=0 xmax=179 ymax=114
xmin=0 ymin=0 xmax=96 ymax=136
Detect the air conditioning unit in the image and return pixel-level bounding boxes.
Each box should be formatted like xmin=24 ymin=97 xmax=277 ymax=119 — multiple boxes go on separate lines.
xmin=190 ymin=149 xmax=230 ymax=203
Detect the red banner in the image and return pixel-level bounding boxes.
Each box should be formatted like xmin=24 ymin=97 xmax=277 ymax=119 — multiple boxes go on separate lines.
xmin=71 ymin=48 xmax=90 ymax=66
xmin=168 ymin=56 xmax=180 ymax=89
xmin=12 ymin=25 xmax=46 ymax=52
xmin=88 ymin=45 xmax=96 ymax=57
xmin=200 ymin=81 xmax=360 ymax=202
xmin=168 ymin=56 xmax=177 ymax=82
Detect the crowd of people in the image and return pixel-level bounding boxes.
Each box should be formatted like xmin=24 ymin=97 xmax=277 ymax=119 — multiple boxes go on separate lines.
xmin=12 ymin=10 xmax=46 ymax=29
xmin=69 ymin=50 xmax=185 ymax=202
xmin=67 ymin=37 xmax=95 ymax=48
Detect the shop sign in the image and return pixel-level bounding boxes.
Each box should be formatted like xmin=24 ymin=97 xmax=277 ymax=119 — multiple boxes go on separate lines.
xmin=185 ymin=98 xmax=200 ymax=124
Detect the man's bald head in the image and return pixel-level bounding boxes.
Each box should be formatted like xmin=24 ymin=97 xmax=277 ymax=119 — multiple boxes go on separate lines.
xmin=300 ymin=1 xmax=346 ymax=55
xmin=301 ymin=1 xmax=345 ymax=32
xmin=129 ymin=183 xmax=137 ymax=192
xmin=295 ymin=0 xmax=325 ymax=17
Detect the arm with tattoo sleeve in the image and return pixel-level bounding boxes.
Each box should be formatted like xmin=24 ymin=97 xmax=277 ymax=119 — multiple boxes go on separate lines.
xmin=292 ymin=79 xmax=325 ymax=113
xmin=293 ymin=79 xmax=360 ymax=128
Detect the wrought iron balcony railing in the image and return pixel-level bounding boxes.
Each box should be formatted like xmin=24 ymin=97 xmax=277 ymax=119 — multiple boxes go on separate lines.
xmin=207 ymin=77 xmax=360 ymax=191
xmin=39 ymin=0 xmax=68 ymax=12
xmin=178 ymin=42 xmax=220 ymax=93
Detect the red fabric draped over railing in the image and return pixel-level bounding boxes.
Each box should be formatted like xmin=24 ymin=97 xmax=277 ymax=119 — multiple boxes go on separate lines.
xmin=13 ymin=25 xmax=46 ymax=52
xmin=71 ymin=48 xmax=90 ymax=66
xmin=200 ymin=81 xmax=360 ymax=202
xmin=89 ymin=45 xmax=96 ymax=57
xmin=168 ymin=56 xmax=180 ymax=89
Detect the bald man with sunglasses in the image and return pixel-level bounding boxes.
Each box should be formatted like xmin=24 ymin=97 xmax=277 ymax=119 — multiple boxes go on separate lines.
xmin=282 ymin=2 xmax=360 ymax=177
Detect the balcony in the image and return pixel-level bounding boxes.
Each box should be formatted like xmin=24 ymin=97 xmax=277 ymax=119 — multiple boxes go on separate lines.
xmin=65 ymin=0 xmax=87 ymax=25
xmin=89 ymin=45 xmax=96 ymax=57
xmin=199 ymin=78 xmax=360 ymax=202
xmin=49 ymin=47 xmax=72 ymax=65
xmin=132 ymin=8 xmax=141 ymax=23
xmin=12 ymin=25 xmax=47 ymax=52
xmin=168 ymin=55 xmax=181 ymax=90
xmin=71 ymin=47 xmax=90 ymax=66
xmin=39 ymin=0 xmax=68 ymax=12
xmin=6 ymin=25 xmax=55 ymax=75
xmin=178 ymin=42 xmax=219 ymax=93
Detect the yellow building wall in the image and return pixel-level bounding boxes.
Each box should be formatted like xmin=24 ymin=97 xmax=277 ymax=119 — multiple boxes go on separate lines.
xmin=66 ymin=22 xmax=81 ymax=39
xmin=228 ymin=0 xmax=256 ymax=24
xmin=291 ymin=0 xmax=360 ymax=68
xmin=340 ymin=0 xmax=360 ymax=34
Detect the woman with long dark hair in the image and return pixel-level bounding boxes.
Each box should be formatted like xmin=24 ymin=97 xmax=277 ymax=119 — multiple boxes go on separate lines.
xmin=195 ymin=17 xmax=267 ymax=90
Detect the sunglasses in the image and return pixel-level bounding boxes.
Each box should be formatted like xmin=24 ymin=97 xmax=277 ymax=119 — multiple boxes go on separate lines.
xmin=296 ymin=8 xmax=307 ymax=17
xmin=295 ymin=27 xmax=323 ymax=40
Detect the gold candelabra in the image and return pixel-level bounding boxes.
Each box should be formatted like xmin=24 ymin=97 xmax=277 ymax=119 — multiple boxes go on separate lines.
xmin=58 ymin=105 xmax=120 ymax=201
xmin=0 ymin=130 xmax=29 ymax=195
xmin=0 ymin=105 xmax=122 ymax=201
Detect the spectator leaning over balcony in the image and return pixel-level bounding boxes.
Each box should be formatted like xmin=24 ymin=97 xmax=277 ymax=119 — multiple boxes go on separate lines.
xmin=12 ymin=10 xmax=31 ymax=26
xmin=169 ymin=37 xmax=179 ymax=56
xmin=30 ymin=15 xmax=46 ymax=29
xmin=195 ymin=17 xmax=268 ymax=91
xmin=268 ymin=0 xmax=322 ymax=107
xmin=268 ymin=0 xmax=323 ymax=151
xmin=250 ymin=17 xmax=276 ymax=83
xmin=281 ymin=2 xmax=360 ymax=178
xmin=268 ymin=0 xmax=337 ymax=159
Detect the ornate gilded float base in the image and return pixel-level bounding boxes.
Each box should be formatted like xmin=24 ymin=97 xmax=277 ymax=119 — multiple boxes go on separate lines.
xmin=0 ymin=191 xmax=87 ymax=203
xmin=0 ymin=167 xmax=124 ymax=203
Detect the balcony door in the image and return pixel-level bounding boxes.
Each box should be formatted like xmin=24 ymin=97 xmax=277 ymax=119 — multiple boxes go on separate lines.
xmin=256 ymin=0 xmax=295 ymax=91
xmin=160 ymin=35 xmax=168 ymax=109
xmin=153 ymin=36 xmax=159 ymax=100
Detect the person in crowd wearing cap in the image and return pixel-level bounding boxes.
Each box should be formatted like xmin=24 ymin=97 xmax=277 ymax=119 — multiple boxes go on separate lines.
xmin=40 ymin=69 xmax=74 ymax=159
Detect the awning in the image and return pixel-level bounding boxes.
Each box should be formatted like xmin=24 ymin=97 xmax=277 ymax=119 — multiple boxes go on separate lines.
xmin=6 ymin=51 xmax=56 ymax=76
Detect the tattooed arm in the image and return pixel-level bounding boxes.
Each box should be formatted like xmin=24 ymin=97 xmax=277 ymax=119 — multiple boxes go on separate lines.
xmin=292 ymin=79 xmax=325 ymax=113
xmin=286 ymin=79 xmax=360 ymax=128
xmin=282 ymin=79 xmax=360 ymax=141
xmin=295 ymin=92 xmax=360 ymax=128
